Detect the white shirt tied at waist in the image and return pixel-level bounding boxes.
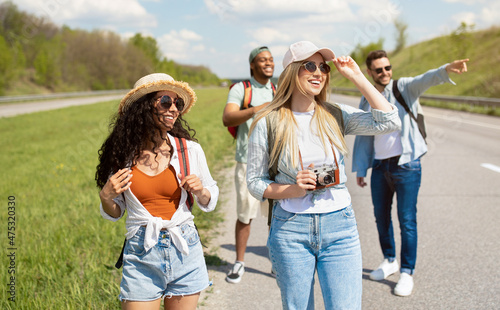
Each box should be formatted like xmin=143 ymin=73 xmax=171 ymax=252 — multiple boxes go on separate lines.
xmin=139 ymin=211 xmax=192 ymax=255
xmin=99 ymin=134 xmax=219 ymax=255
xmin=101 ymin=183 xmax=198 ymax=255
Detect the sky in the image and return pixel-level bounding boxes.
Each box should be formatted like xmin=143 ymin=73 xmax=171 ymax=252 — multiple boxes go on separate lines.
xmin=12 ymin=0 xmax=500 ymax=79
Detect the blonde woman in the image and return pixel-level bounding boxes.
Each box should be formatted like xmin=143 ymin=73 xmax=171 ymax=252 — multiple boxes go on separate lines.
xmin=246 ymin=41 xmax=401 ymax=309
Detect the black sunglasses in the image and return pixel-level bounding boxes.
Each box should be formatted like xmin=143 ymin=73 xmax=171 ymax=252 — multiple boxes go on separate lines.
xmin=157 ymin=95 xmax=185 ymax=112
xmin=372 ymin=65 xmax=392 ymax=74
xmin=302 ymin=61 xmax=331 ymax=74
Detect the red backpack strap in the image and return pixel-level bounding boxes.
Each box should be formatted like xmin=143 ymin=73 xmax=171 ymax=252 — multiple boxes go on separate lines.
xmin=174 ymin=137 xmax=194 ymax=210
xmin=271 ymin=82 xmax=276 ymax=95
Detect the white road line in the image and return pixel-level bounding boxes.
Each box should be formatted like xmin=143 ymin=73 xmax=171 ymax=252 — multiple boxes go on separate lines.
xmin=425 ymin=112 xmax=500 ymax=131
xmin=481 ymin=163 xmax=500 ymax=173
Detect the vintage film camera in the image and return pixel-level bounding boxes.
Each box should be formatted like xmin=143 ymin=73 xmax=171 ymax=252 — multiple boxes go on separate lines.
xmin=308 ymin=163 xmax=338 ymax=188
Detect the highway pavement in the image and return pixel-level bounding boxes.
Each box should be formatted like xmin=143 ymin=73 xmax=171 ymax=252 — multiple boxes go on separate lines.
xmin=200 ymin=94 xmax=500 ymax=309
xmin=0 ymin=94 xmax=124 ymax=118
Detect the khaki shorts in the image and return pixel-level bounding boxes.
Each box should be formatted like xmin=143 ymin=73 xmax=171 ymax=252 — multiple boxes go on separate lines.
xmin=235 ymin=162 xmax=267 ymax=224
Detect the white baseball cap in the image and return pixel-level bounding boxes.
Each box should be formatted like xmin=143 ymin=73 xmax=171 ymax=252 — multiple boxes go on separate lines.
xmin=282 ymin=41 xmax=336 ymax=69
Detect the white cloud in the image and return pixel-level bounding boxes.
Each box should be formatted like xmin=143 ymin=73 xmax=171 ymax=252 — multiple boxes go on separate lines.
xmin=204 ymin=0 xmax=401 ymax=50
xmin=204 ymin=0 xmax=354 ymax=26
xmin=451 ymin=12 xmax=477 ymax=26
xmin=479 ymin=2 xmax=500 ymax=26
xmin=248 ymin=28 xmax=292 ymax=43
xmin=441 ymin=0 xmax=500 ymax=22
xmin=204 ymin=0 xmax=399 ymax=24
xmin=177 ymin=29 xmax=203 ymax=41
xmin=13 ymin=0 xmax=156 ymax=29
xmin=157 ymin=29 xmax=204 ymax=61
xmin=192 ymin=44 xmax=205 ymax=52
xmin=441 ymin=0 xmax=482 ymax=4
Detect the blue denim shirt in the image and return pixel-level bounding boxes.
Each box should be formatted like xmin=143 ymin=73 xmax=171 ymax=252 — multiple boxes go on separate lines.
xmin=352 ymin=65 xmax=455 ymax=177
xmin=246 ymin=103 xmax=401 ymax=203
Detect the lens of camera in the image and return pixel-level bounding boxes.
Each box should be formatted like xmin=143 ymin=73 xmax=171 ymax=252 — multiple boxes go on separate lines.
xmin=318 ymin=173 xmax=333 ymax=185
xmin=322 ymin=174 xmax=333 ymax=184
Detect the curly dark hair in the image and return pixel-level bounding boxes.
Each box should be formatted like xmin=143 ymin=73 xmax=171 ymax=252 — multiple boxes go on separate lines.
xmin=95 ymin=92 xmax=197 ymax=189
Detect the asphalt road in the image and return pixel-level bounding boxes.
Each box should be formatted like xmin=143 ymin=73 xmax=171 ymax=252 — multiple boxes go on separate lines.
xmin=0 ymin=94 xmax=125 ymax=118
xmin=4 ymin=94 xmax=499 ymax=309
xmin=199 ymin=94 xmax=500 ymax=310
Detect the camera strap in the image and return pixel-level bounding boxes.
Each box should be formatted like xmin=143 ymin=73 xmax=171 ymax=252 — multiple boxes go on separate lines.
xmin=298 ymin=142 xmax=340 ymax=189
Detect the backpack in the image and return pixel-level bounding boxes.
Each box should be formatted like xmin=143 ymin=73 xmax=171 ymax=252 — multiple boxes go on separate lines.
xmin=114 ymin=137 xmax=193 ymax=269
xmin=265 ymin=102 xmax=345 ymax=226
xmin=227 ymin=80 xmax=276 ymax=139
xmin=393 ymin=79 xmax=427 ymax=141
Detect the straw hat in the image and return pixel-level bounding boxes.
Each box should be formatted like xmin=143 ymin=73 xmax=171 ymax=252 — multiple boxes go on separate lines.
xmin=119 ymin=73 xmax=197 ymax=115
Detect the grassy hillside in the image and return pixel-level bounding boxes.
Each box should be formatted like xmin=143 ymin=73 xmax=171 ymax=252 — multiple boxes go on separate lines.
xmin=331 ymin=26 xmax=500 ymax=99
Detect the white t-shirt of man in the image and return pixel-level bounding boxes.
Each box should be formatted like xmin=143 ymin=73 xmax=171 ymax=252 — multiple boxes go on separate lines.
xmin=369 ymin=105 xmax=403 ymax=159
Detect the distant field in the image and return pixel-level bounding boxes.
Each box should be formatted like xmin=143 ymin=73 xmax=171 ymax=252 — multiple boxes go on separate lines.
xmin=0 ymin=87 xmax=232 ymax=309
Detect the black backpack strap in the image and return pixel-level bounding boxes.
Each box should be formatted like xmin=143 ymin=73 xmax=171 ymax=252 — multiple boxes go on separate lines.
xmin=115 ymin=237 xmax=127 ymax=269
xmin=266 ymin=114 xmax=278 ymax=226
xmin=393 ymin=79 xmax=418 ymax=123
xmin=393 ymin=79 xmax=426 ymax=140
xmin=323 ymin=102 xmax=345 ymax=136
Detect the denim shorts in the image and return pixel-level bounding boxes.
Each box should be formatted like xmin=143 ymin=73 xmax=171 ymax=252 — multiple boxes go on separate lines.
xmin=119 ymin=224 xmax=209 ymax=302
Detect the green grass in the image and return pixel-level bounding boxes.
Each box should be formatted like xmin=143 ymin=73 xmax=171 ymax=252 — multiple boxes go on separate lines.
xmin=0 ymin=87 xmax=233 ymax=309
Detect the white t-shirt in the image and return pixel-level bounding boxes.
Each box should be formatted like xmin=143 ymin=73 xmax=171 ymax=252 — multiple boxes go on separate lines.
xmin=374 ymin=131 xmax=403 ymax=159
xmin=368 ymin=105 xmax=403 ymax=159
xmin=279 ymin=110 xmax=351 ymax=214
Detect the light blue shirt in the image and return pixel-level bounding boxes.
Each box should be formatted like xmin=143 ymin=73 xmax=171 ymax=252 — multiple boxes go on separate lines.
xmin=226 ymin=77 xmax=275 ymax=163
xmin=352 ymin=64 xmax=455 ymax=177
xmin=246 ymin=103 xmax=401 ymax=211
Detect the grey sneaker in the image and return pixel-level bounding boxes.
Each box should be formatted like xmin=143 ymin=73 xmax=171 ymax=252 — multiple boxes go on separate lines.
xmin=370 ymin=259 xmax=399 ymax=281
xmin=226 ymin=262 xmax=245 ymax=284
xmin=270 ymin=268 xmax=277 ymax=278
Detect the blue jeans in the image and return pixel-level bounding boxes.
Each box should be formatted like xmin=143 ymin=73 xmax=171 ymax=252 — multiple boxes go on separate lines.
xmin=268 ymin=203 xmax=362 ymax=310
xmin=370 ymin=156 xmax=421 ymax=275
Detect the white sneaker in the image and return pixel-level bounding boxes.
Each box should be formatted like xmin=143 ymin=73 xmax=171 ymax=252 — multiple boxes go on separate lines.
xmin=370 ymin=259 xmax=399 ymax=281
xmin=225 ymin=261 xmax=245 ymax=284
xmin=394 ymin=273 xmax=414 ymax=296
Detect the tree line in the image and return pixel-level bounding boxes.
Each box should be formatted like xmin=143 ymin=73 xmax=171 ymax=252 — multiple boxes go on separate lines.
xmin=0 ymin=2 xmax=222 ymax=96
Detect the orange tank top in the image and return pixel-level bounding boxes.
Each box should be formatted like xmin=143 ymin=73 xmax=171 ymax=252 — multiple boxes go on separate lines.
xmin=130 ymin=165 xmax=181 ymax=220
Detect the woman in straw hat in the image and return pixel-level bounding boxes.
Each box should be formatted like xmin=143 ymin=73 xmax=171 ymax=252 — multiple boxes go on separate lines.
xmin=96 ymin=73 xmax=218 ymax=309
xmin=246 ymin=41 xmax=401 ymax=309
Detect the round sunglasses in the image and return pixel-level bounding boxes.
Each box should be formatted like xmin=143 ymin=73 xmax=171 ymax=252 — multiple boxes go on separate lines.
xmin=302 ymin=61 xmax=331 ymax=74
xmin=156 ymin=95 xmax=185 ymax=112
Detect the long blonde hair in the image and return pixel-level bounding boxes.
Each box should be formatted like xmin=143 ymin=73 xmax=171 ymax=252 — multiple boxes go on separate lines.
xmin=249 ymin=60 xmax=348 ymax=170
